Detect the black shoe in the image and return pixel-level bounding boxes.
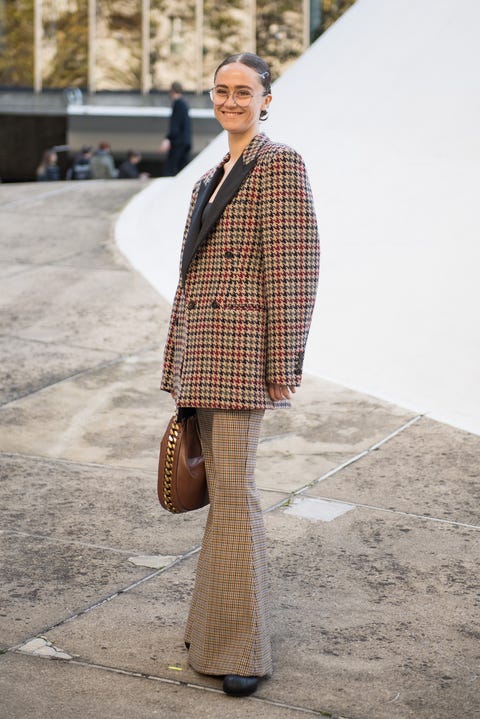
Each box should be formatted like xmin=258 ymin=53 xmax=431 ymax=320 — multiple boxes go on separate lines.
xmin=223 ymin=674 xmax=259 ymax=697
xmin=184 ymin=641 xmax=190 ymax=649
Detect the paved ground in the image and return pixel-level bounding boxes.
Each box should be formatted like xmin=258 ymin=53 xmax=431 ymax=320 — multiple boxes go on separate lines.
xmin=0 ymin=181 xmax=478 ymax=719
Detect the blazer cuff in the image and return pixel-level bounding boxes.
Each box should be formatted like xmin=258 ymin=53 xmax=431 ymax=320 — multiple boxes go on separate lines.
xmin=266 ymin=351 xmax=304 ymax=387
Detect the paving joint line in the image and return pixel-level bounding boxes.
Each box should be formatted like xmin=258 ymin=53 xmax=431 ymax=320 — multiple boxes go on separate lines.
xmin=0 ymin=341 xmax=164 ymax=409
xmin=264 ymin=415 xmax=424 ymax=515
xmin=2 ymin=414 xmax=441 ymax=672
xmin=0 ymin=529 xmax=155 ymax=556
xmin=298 ymin=495 xmax=480 ymax=530
xmin=0 ymin=185 xmax=78 ymax=210
xmin=0 ymin=331 xmax=121 ymax=356
xmin=6 ymin=545 xmax=202 ymax=655
xmin=10 ymin=655 xmax=351 ymax=718
xmin=3 ymin=488 xmax=291 ymax=653
xmin=0 ymin=449 xmax=154 ymax=474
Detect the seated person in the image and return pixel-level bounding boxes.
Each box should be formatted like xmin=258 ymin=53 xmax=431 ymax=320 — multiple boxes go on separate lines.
xmin=118 ymin=150 xmax=149 ymax=179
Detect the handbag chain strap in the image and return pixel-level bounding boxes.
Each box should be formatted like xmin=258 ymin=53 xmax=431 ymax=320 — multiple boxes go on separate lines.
xmin=162 ymin=420 xmax=181 ymax=513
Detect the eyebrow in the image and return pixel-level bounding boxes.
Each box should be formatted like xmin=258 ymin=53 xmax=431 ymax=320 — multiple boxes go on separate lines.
xmin=214 ymin=83 xmax=255 ymax=90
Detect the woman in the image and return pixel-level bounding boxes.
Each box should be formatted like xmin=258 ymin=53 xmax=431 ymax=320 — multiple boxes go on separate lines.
xmin=36 ymin=149 xmax=60 ymax=181
xmin=161 ymin=52 xmax=320 ymax=696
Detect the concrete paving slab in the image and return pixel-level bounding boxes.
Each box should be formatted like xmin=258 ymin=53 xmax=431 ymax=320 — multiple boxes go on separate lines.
xmin=0 ymin=335 xmax=118 ymax=405
xmin=2 ymin=180 xmax=479 ymax=719
xmin=42 ymin=555 xmax=205 ymax=682
xmin=0 ymin=180 xmax=143 ymax=215
xmin=28 ymin=180 xmax=147 ymax=218
xmin=264 ymin=505 xmax=479 ymax=719
xmin=0 ymin=211 xmax=113 ymax=265
xmin=0 ymin=262 xmax=36 ymax=279
xmin=305 ymin=416 xmax=480 ymax=527
xmin=259 ymin=375 xmax=417 ymax=490
xmin=40 ymin=501 xmax=479 ymax=719
xmin=0 ymin=263 xmax=166 ymax=353
xmin=0 ymin=531 xmax=154 ymax=647
xmin=0 ymin=348 xmax=170 ymax=465
xmin=0 ymin=454 xmax=207 ymax=558
xmin=0 ymin=653 xmax=314 ymax=719
xmin=0 ymin=182 xmax=76 ymax=208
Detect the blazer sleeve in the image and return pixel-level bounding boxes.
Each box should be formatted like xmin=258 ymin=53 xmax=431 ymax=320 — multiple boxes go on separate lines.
xmin=260 ymin=147 xmax=320 ymax=387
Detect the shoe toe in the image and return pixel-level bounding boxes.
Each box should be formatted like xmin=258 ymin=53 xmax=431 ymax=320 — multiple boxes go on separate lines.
xmin=223 ymin=674 xmax=259 ymax=697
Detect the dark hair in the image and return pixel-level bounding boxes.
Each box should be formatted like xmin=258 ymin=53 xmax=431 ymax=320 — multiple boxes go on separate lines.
xmin=170 ymin=81 xmax=183 ymax=94
xmin=214 ymin=52 xmax=271 ymax=120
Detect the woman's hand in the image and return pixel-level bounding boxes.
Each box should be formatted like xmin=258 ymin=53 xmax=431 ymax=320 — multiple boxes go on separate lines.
xmin=267 ymin=382 xmax=296 ymax=402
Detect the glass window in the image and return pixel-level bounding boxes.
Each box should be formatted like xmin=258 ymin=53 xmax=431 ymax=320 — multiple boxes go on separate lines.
xmin=256 ymin=0 xmax=304 ymax=81
xmin=0 ymin=0 xmax=35 ymax=87
xmin=150 ymin=0 xmax=197 ymax=92
xmin=96 ymin=0 xmax=142 ymax=90
xmin=202 ymin=0 xmax=252 ymax=88
xmin=42 ymin=0 xmax=88 ymax=89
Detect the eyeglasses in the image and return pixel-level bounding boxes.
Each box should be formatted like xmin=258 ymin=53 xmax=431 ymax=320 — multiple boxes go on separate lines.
xmin=209 ymin=87 xmax=265 ymax=107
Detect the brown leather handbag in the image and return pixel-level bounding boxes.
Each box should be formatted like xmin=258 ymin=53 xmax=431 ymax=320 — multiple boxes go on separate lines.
xmin=157 ymin=411 xmax=209 ymax=513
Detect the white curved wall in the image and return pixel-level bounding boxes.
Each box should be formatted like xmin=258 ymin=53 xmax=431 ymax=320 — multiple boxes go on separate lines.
xmin=117 ymin=0 xmax=480 ymax=436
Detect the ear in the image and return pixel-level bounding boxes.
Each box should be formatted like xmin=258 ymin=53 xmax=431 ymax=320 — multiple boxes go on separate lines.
xmin=262 ymin=93 xmax=272 ymax=114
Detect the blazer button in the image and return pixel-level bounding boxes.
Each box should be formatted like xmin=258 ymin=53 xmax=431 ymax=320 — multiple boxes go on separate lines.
xmin=211 ymin=300 xmax=219 ymax=309
xmin=225 ymin=251 xmax=234 ymax=259
xmin=187 ymin=300 xmax=196 ymax=310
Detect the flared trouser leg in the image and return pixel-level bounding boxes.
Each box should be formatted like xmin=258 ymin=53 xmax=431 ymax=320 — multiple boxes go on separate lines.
xmin=185 ymin=408 xmax=272 ymax=677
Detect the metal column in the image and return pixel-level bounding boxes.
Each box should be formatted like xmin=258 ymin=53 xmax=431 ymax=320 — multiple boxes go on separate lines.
xmin=33 ymin=0 xmax=42 ymax=93
xmin=88 ymin=0 xmax=96 ymax=93
xmin=195 ymin=0 xmax=203 ymax=94
xmin=141 ymin=0 xmax=151 ymax=94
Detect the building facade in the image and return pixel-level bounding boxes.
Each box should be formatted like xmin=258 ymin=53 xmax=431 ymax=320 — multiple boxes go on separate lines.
xmin=0 ymin=0 xmax=329 ymax=94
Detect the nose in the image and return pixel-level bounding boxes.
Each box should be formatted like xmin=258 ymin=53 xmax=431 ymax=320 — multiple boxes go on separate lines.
xmin=224 ymin=92 xmax=237 ymax=107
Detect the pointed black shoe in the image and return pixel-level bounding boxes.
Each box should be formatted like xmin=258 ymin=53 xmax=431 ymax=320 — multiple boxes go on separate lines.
xmin=184 ymin=642 xmax=190 ymax=649
xmin=223 ymin=675 xmax=259 ymax=697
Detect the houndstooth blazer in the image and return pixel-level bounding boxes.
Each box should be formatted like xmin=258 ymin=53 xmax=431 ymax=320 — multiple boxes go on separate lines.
xmin=160 ymin=133 xmax=320 ymax=410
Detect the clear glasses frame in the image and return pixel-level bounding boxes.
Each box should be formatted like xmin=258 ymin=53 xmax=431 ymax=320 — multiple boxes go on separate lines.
xmin=209 ymin=87 xmax=266 ymax=107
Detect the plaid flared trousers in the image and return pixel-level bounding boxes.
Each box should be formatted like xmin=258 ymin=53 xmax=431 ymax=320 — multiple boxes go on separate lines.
xmin=185 ymin=408 xmax=273 ymax=677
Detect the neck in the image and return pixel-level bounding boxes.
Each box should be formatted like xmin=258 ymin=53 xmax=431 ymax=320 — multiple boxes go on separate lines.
xmin=227 ymin=126 xmax=260 ymax=163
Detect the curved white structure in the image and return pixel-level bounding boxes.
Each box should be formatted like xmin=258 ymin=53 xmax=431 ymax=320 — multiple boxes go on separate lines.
xmin=117 ymin=0 xmax=480 ymax=436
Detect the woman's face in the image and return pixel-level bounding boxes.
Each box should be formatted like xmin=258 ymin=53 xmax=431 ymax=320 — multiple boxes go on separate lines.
xmin=213 ymin=62 xmax=271 ymax=137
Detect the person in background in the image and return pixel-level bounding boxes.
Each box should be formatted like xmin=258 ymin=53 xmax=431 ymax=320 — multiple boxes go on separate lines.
xmin=90 ymin=141 xmax=118 ymax=179
xmin=68 ymin=145 xmax=93 ymax=180
xmin=36 ymin=149 xmax=60 ymax=181
xmin=118 ymin=150 xmax=149 ymax=180
xmin=159 ymin=81 xmax=191 ymax=176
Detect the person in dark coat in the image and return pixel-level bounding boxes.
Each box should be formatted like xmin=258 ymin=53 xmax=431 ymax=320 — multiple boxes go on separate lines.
xmin=68 ymin=145 xmax=93 ymax=180
xmin=118 ymin=150 xmax=142 ymax=178
xmin=159 ymin=81 xmax=192 ymax=175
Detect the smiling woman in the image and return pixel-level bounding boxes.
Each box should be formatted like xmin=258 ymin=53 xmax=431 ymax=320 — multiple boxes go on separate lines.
xmin=159 ymin=52 xmax=320 ymax=697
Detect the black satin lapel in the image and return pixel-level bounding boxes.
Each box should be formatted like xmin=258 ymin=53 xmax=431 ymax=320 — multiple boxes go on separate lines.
xmin=198 ymin=156 xmax=257 ymax=245
xmin=181 ymin=167 xmax=223 ymax=282
xmin=181 ymin=156 xmax=258 ymax=282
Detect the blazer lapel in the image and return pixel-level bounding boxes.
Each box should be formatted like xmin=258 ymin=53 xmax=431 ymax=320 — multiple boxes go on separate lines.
xmin=181 ymin=141 xmax=264 ymax=283
xmin=181 ymin=165 xmax=223 ymax=283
